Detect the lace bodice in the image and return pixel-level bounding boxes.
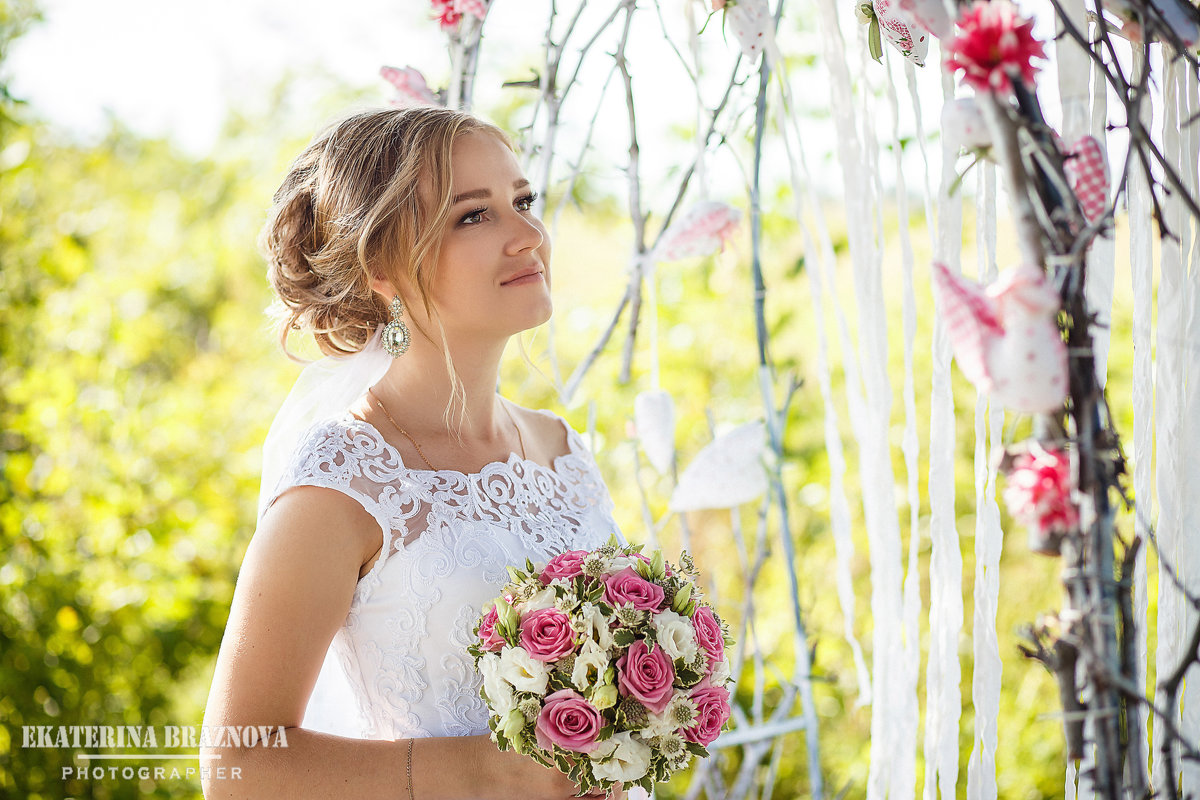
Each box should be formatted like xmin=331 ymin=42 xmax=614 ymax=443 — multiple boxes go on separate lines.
xmin=264 ymin=409 xmax=622 ymax=741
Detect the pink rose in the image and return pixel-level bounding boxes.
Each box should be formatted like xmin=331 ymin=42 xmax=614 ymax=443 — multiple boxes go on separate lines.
xmin=616 ymin=638 xmax=675 ymax=714
xmin=519 ymin=608 xmax=577 ymax=662
xmin=540 ymin=550 xmax=589 ymax=583
xmin=683 ymin=685 xmax=731 ymax=746
xmin=602 ymin=567 xmax=665 ymax=612
xmin=478 ymin=604 xmax=506 ymax=652
xmin=535 ymin=689 xmax=603 ymax=753
xmin=691 ymin=605 xmax=725 ymax=664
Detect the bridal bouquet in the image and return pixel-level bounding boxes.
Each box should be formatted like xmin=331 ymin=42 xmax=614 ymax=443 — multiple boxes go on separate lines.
xmin=468 ymin=537 xmax=734 ymax=796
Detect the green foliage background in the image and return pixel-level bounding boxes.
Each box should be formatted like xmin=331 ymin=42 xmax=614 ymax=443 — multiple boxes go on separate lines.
xmin=0 ymin=4 xmax=1146 ymax=799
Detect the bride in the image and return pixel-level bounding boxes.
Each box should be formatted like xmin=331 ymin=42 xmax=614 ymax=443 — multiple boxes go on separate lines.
xmin=202 ymin=107 xmax=626 ymax=799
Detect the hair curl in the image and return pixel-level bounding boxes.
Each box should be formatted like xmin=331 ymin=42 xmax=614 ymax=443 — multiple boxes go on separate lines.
xmin=261 ymin=106 xmax=510 ymax=359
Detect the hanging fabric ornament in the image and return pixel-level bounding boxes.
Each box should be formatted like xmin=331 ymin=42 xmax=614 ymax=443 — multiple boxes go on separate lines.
xmin=897 ymin=0 xmax=952 ymax=38
xmin=669 ymin=422 xmax=767 ymax=511
xmin=634 ymin=390 xmax=676 ymax=475
xmin=380 ymin=65 xmax=440 ymax=107
xmin=723 ymin=0 xmax=776 ymax=63
xmin=1062 ymin=135 xmax=1110 ymax=224
xmin=870 ymin=0 xmax=931 ymax=66
xmin=653 ymin=201 xmax=741 ymax=262
xmin=941 ymin=97 xmax=993 ymax=155
xmin=931 ymin=262 xmax=1068 ymax=414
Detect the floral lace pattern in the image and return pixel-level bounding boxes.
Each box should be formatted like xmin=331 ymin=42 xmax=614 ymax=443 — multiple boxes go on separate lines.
xmin=269 ymin=409 xmax=621 ymax=740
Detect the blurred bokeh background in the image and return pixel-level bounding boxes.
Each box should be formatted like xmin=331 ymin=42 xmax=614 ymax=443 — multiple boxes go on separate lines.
xmin=0 ymin=0 xmax=1143 ymax=798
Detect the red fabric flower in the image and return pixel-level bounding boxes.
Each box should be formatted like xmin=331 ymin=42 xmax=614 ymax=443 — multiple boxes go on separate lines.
xmin=944 ymin=0 xmax=1045 ymax=94
xmin=1003 ymin=448 xmax=1078 ymax=538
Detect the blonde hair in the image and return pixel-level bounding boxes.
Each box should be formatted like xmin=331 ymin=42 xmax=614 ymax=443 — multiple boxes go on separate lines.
xmin=261 ymin=106 xmax=513 ymax=434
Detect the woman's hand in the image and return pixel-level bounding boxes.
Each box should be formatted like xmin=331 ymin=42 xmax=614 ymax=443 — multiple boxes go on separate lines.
xmin=474 ymin=736 xmax=624 ymax=800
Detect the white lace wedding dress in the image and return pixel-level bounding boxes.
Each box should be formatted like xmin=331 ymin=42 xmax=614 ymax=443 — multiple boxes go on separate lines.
xmin=263 ymin=408 xmax=623 ymax=742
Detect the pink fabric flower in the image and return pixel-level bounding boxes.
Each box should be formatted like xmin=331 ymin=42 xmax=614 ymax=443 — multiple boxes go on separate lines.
xmin=711 ymin=0 xmax=727 ymax=10
xmin=602 ymin=567 xmax=666 ymax=612
xmin=943 ymin=0 xmax=1044 ymax=94
xmin=691 ymin=605 xmax=725 ymax=664
xmin=535 ymin=689 xmax=603 ymax=753
xmin=616 ymin=638 xmax=676 ymax=714
xmin=540 ymin=550 xmax=589 ymax=583
xmin=519 ymin=608 xmax=577 ymax=662
xmin=1003 ymin=448 xmax=1078 ymax=537
xmin=431 ymin=0 xmax=462 ymax=30
xmin=683 ymin=685 xmax=732 ymax=747
xmin=654 ymin=201 xmax=741 ymax=262
xmin=478 ymin=604 xmax=506 ymax=652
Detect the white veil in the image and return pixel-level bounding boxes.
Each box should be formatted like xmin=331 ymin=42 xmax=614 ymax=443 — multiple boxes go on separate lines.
xmin=257 ymin=324 xmax=392 ymax=737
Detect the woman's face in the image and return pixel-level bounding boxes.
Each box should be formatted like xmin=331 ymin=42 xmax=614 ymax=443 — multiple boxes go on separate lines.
xmin=426 ymin=130 xmax=552 ymax=341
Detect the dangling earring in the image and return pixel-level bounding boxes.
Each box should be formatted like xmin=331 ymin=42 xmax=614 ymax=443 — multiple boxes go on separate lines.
xmin=382 ymin=295 xmax=411 ymax=357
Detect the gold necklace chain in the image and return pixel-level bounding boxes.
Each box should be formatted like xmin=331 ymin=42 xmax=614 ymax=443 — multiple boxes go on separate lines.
xmin=366 ymin=388 xmax=527 ymax=470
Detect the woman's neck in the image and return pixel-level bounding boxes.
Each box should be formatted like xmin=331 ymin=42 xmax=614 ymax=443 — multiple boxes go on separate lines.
xmin=370 ymin=333 xmax=513 ymax=445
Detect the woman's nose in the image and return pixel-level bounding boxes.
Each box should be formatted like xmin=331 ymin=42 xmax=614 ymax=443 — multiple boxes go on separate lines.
xmin=506 ymin=212 xmax=544 ymax=254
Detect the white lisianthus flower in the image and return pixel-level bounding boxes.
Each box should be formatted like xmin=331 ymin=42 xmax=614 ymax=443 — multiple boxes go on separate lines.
xmin=654 ymin=609 xmax=699 ymax=662
xmin=522 ymin=586 xmax=558 ymax=613
xmin=479 ymin=653 xmax=517 ymax=716
xmin=709 ymin=655 xmax=732 ymax=686
xmin=641 ymin=705 xmax=680 ymax=738
xmin=497 ymin=646 xmax=550 ymax=695
xmin=574 ymin=602 xmax=616 ymax=650
xmin=591 ymin=731 xmax=653 ymax=783
xmin=571 ymin=639 xmax=611 ymax=692
xmin=606 ymin=556 xmax=639 ymax=574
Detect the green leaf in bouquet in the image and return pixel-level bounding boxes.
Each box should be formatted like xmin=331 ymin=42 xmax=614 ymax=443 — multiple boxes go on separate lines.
xmin=633 ymin=558 xmax=654 ymax=580
xmin=670 ymin=580 xmax=693 ymax=613
xmin=676 ymin=666 xmax=702 ymax=687
xmin=554 ymin=751 xmax=573 ymax=774
xmin=495 ymin=730 xmax=510 ymax=751
xmin=597 ymin=724 xmax=615 ymax=741
xmin=526 ymin=557 xmax=537 ymax=573
xmin=650 ymin=550 xmax=666 ymax=580
xmin=685 ymin=741 xmax=709 ymax=758
xmin=628 ymin=544 xmax=645 ymax=554
xmin=635 ymin=775 xmax=654 ymax=794
xmin=654 ymin=758 xmax=672 ymax=783
xmin=506 ymin=565 xmax=525 ymax=584
xmin=597 ymin=600 xmax=613 ymax=615
xmin=613 ymin=628 xmax=635 ymax=647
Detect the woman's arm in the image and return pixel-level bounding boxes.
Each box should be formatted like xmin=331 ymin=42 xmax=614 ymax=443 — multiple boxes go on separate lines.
xmin=201 ymin=486 xmax=597 ymax=800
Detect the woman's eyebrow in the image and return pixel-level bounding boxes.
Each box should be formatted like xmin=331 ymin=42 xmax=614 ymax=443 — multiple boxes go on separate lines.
xmin=452 ymin=179 xmax=532 ymax=205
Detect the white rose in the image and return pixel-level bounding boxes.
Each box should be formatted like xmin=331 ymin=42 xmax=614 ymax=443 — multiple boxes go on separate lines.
xmin=575 ymin=602 xmax=615 ymax=650
xmin=653 ymin=609 xmax=699 ymax=663
xmin=571 ymin=639 xmax=611 ymax=692
xmin=591 ymin=731 xmax=653 ymax=783
xmin=479 ymin=654 xmax=516 ymax=716
xmin=497 ymin=646 xmax=550 ymax=695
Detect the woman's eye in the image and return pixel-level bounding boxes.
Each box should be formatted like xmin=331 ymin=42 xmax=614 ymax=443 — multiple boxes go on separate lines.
xmin=460 ymin=207 xmax=487 ymax=225
xmin=515 ymin=192 xmax=539 ymax=212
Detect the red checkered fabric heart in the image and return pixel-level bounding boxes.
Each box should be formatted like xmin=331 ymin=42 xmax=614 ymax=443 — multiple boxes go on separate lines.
xmin=1064 ymin=135 xmax=1109 ymax=223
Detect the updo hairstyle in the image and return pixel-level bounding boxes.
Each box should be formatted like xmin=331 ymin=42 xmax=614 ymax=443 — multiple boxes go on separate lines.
xmin=261 ymin=106 xmax=511 ymax=358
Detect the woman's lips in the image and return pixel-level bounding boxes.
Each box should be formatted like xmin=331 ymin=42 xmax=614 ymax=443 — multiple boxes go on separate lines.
xmin=502 ymin=271 xmax=544 ymax=286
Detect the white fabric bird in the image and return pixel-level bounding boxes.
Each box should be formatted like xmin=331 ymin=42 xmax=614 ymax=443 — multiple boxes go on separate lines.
xmin=931 ymin=262 xmax=1068 ymax=414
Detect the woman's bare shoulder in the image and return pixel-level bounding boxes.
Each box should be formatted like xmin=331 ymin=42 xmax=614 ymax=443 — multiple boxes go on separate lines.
xmin=257 ymin=485 xmax=383 ymax=575
xmin=507 ymin=402 xmax=573 ymax=462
